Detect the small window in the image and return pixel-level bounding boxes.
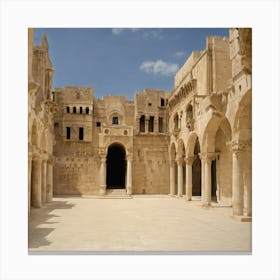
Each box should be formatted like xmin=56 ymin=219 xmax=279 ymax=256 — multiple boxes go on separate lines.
xmin=149 ymin=116 xmax=154 ymax=132
xmin=73 ymin=107 xmax=76 ymax=114
xmin=80 ymin=107 xmax=83 ymax=114
xmin=96 ymin=122 xmax=101 ymax=127
xmin=159 ymin=117 xmax=164 ymax=133
xmin=66 ymin=106 xmax=70 ymax=113
xmin=66 ymin=127 xmax=71 ymax=139
xmin=148 ymin=103 xmax=152 ymax=106
xmin=86 ymin=107 xmax=89 ymax=114
xmin=160 ymin=98 xmax=165 ymax=107
xmin=54 ymin=122 xmax=59 ymax=127
xmin=140 ymin=115 xmax=145 ymax=132
xmin=112 ymin=116 xmax=118 ymax=125
xmin=79 ymin=127 xmax=84 ymax=140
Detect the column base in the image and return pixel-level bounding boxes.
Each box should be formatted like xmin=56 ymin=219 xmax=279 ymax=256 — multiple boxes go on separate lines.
xmin=127 ymin=187 xmax=132 ymax=195
xmin=99 ymin=186 xmax=106 ymax=196
xmin=231 ymin=215 xmax=252 ymax=222
xmin=202 ymin=202 xmax=212 ymax=208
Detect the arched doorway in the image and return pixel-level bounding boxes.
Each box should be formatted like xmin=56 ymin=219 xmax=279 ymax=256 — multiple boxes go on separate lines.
xmin=106 ymin=144 xmax=126 ymax=189
xmin=192 ymin=137 xmax=201 ymax=196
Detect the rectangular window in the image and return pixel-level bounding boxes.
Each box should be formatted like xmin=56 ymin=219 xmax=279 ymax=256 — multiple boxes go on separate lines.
xmin=66 ymin=106 xmax=70 ymax=113
xmin=112 ymin=116 xmax=118 ymax=125
xmin=73 ymin=107 xmax=76 ymax=114
xmin=148 ymin=116 xmax=154 ymax=132
xmin=66 ymin=127 xmax=71 ymax=139
xmin=159 ymin=117 xmax=164 ymax=133
xmin=140 ymin=115 xmax=145 ymax=132
xmin=79 ymin=127 xmax=84 ymax=140
xmin=96 ymin=122 xmax=101 ymax=127
xmin=80 ymin=107 xmax=83 ymax=114
xmin=160 ymin=98 xmax=165 ymax=107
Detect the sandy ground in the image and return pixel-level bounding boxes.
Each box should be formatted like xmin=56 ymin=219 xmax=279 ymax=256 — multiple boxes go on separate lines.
xmin=28 ymin=195 xmax=251 ymax=253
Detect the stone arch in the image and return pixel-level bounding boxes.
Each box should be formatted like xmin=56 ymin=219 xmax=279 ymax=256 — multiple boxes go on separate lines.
xmin=105 ymin=140 xmax=129 ymax=156
xmin=40 ymin=129 xmax=47 ymax=152
xmin=186 ymin=131 xmax=200 ymax=157
xmin=233 ymin=89 xmax=252 ymax=141
xmin=177 ymin=138 xmax=186 ymax=157
xmin=108 ymin=109 xmax=124 ymax=125
xmin=169 ymin=141 xmax=177 ymax=161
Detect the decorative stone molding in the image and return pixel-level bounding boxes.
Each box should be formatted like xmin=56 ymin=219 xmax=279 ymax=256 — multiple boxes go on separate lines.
xmin=199 ymin=152 xmax=216 ymax=163
xmin=126 ymin=154 xmax=133 ymax=162
xmin=186 ymin=118 xmax=194 ymax=131
xmin=168 ymin=79 xmax=197 ymax=111
xmin=185 ymin=156 xmax=194 ymax=165
xmin=231 ymin=139 xmax=252 ymax=153
xmin=176 ymin=156 xmax=185 ymax=166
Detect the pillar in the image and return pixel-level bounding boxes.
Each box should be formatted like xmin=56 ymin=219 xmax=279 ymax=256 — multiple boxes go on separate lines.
xmin=243 ymin=150 xmax=252 ymax=216
xmin=99 ymin=155 xmax=107 ymax=195
xmin=177 ymin=157 xmax=184 ymax=197
xmin=145 ymin=115 xmax=149 ymax=134
xmin=41 ymin=160 xmax=47 ymax=203
xmin=154 ymin=115 xmax=159 ymax=133
xmin=185 ymin=157 xmax=194 ymax=201
xmin=28 ymin=154 xmax=32 ymax=214
xmin=200 ymin=153 xmax=214 ymax=207
xmin=169 ymin=160 xmax=176 ymax=196
xmin=46 ymin=156 xmax=54 ymax=202
xmin=232 ymin=149 xmax=244 ymax=216
xmin=31 ymin=155 xmax=42 ymax=208
xmin=126 ymin=154 xmax=133 ymax=195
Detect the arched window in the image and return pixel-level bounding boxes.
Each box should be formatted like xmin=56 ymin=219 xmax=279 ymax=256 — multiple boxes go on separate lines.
xmin=186 ymin=104 xmax=193 ymax=120
xmin=140 ymin=115 xmax=145 ymax=132
xmin=174 ymin=113 xmax=179 ymax=129
xmin=66 ymin=106 xmax=70 ymax=113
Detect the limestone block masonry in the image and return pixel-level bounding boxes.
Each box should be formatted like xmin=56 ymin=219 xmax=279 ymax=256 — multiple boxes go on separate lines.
xmin=28 ymin=28 xmax=252 ymax=221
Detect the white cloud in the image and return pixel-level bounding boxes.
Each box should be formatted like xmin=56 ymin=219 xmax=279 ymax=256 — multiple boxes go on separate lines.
xmin=173 ymin=51 xmax=186 ymax=58
xmin=140 ymin=60 xmax=179 ymax=77
xmin=143 ymin=29 xmax=163 ymax=39
xmin=112 ymin=28 xmax=124 ymax=35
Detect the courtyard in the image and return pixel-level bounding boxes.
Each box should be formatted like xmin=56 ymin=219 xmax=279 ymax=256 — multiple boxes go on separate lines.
xmin=28 ymin=195 xmax=251 ymax=252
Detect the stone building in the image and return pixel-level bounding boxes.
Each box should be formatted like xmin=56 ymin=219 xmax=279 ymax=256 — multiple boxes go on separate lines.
xmin=28 ymin=29 xmax=57 ymax=214
xmin=28 ymin=28 xmax=252 ymax=220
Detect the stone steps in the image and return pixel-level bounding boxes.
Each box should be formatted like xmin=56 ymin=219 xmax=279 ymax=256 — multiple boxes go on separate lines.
xmin=102 ymin=189 xmax=131 ymax=199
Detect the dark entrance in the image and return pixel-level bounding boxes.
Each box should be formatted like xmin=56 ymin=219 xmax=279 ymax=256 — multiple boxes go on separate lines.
xmin=106 ymin=144 xmax=126 ymax=189
xmin=211 ymin=159 xmax=217 ymax=201
xmin=192 ymin=138 xmax=201 ymax=196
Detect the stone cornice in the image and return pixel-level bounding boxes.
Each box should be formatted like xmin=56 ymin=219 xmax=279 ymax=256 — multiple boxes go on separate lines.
xmin=168 ymin=79 xmax=197 ymax=111
xmin=231 ymin=139 xmax=252 ymax=152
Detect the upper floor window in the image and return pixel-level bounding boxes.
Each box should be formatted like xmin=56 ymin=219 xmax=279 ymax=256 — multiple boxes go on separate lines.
xmin=80 ymin=107 xmax=83 ymax=114
xmin=159 ymin=117 xmax=164 ymax=133
xmin=174 ymin=113 xmax=179 ymax=129
xmin=112 ymin=116 xmax=119 ymax=125
xmin=66 ymin=106 xmax=70 ymax=113
xmin=140 ymin=115 xmax=145 ymax=133
xmin=73 ymin=107 xmax=77 ymax=114
xmin=148 ymin=116 xmax=154 ymax=132
xmin=86 ymin=107 xmax=89 ymax=114
xmin=160 ymin=98 xmax=165 ymax=107
xmin=66 ymin=127 xmax=71 ymax=139
xmin=79 ymin=127 xmax=84 ymax=140
xmin=186 ymin=104 xmax=193 ymax=120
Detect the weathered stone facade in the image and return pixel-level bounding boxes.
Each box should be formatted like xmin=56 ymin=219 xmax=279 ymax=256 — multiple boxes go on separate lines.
xmin=28 ymin=29 xmax=57 ymax=213
xmin=28 ymin=28 xmax=252 ymax=220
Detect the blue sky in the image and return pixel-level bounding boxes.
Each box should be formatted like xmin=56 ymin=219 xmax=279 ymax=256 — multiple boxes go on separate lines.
xmin=34 ymin=28 xmax=229 ymax=100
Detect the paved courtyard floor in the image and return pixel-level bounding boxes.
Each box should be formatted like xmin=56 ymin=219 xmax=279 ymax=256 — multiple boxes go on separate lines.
xmin=28 ymin=195 xmax=251 ymax=253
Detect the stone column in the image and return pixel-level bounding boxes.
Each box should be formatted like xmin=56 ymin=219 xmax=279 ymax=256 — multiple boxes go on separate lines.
xmin=185 ymin=156 xmax=194 ymax=201
xmin=200 ymin=153 xmax=214 ymax=207
xmin=46 ymin=156 xmax=54 ymax=202
xmin=243 ymin=150 xmax=252 ymax=217
xmin=28 ymin=153 xmax=32 ymax=214
xmin=126 ymin=154 xmax=133 ymax=195
xmin=154 ymin=115 xmax=159 ymax=133
xmin=41 ymin=159 xmax=47 ymax=203
xmin=169 ymin=160 xmax=176 ymax=196
xmin=99 ymin=155 xmax=107 ymax=195
xmin=232 ymin=145 xmax=245 ymax=216
xmin=145 ymin=115 xmax=149 ymax=134
xmin=31 ymin=155 xmax=42 ymax=208
xmin=177 ymin=157 xmax=184 ymax=197
xmin=199 ymin=154 xmax=205 ymax=203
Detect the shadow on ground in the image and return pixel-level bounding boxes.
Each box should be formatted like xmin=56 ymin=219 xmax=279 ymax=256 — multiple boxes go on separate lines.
xmin=28 ymin=200 xmax=75 ymax=249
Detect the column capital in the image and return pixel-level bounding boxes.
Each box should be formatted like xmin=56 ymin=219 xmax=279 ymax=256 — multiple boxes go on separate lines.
xmin=47 ymin=155 xmax=56 ymax=165
xmin=231 ymin=139 xmax=251 ymax=153
xmin=176 ymin=156 xmax=185 ymax=166
xmin=126 ymin=154 xmax=133 ymax=162
xmin=185 ymin=156 xmax=194 ymax=165
xmin=99 ymin=147 xmax=107 ymax=159
xmin=32 ymin=153 xmax=42 ymax=162
xmin=169 ymin=159 xmax=176 ymax=167
xmin=199 ymin=152 xmax=216 ymax=163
